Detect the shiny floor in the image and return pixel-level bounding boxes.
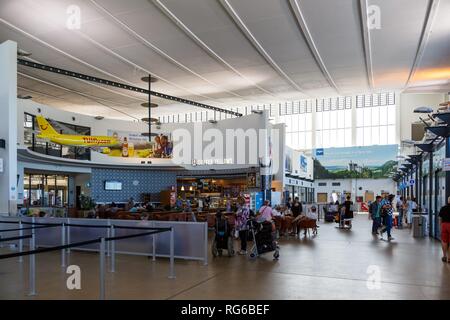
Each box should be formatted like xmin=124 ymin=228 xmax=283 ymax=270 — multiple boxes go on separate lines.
xmin=1 ymin=214 xmax=449 ymax=300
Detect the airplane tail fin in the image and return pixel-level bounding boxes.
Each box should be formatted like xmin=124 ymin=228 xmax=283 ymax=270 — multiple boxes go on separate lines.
xmin=36 ymin=115 xmax=59 ymax=137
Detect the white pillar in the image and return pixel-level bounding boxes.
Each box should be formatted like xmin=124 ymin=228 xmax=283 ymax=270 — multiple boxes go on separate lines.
xmin=0 ymin=40 xmax=18 ymax=215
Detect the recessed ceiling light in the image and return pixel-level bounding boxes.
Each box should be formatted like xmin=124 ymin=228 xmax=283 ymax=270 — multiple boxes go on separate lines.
xmin=94 ymin=116 xmax=104 ymax=120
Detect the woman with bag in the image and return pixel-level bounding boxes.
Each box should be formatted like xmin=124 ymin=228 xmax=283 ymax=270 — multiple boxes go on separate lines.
xmin=235 ymin=199 xmax=250 ymax=255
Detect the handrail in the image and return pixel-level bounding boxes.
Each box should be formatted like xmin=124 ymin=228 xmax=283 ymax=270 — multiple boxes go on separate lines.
xmin=0 ymin=237 xmax=102 ymax=260
xmin=105 ymin=229 xmax=170 ymax=242
xmin=0 ymin=235 xmax=32 ymax=242
xmin=0 ymin=222 xmax=175 ymax=299
xmin=0 ymin=225 xmax=60 ymax=232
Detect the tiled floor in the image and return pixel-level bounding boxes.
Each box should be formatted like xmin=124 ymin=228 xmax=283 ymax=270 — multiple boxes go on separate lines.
xmin=1 ymin=214 xmax=449 ymax=299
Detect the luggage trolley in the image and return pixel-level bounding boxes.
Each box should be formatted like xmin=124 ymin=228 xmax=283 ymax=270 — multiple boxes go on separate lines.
xmin=335 ymin=207 xmax=353 ymax=229
xmin=247 ymin=218 xmax=280 ymax=260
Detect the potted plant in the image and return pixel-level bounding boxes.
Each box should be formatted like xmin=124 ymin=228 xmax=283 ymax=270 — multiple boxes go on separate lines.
xmin=79 ymin=194 xmax=96 ymax=218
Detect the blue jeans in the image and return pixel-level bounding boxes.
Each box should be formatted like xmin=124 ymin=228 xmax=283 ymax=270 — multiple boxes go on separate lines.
xmin=372 ymin=217 xmax=381 ymax=233
xmin=398 ymin=209 xmax=403 ymax=227
xmin=381 ymin=215 xmax=392 ymax=237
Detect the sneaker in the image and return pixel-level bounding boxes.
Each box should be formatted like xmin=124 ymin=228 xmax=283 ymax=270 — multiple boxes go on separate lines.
xmin=441 ymin=256 xmax=448 ymax=262
xmin=239 ymin=250 xmax=247 ymax=255
xmin=388 ymin=236 xmax=394 ymax=241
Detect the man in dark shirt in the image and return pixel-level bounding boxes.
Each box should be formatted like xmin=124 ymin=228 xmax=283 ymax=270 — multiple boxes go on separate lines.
xmin=438 ymin=197 xmax=450 ymax=263
xmin=291 ymin=197 xmax=303 ymax=235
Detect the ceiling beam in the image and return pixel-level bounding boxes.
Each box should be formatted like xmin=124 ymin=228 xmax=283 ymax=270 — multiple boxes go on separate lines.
xmin=18 ymin=72 xmax=141 ymax=120
xmin=18 ymin=59 xmax=243 ymax=116
xmin=288 ymin=0 xmax=340 ymax=94
xmin=218 ymin=0 xmax=307 ymax=94
xmin=0 ymin=16 xmax=223 ymax=104
xmin=358 ymin=0 xmax=374 ymax=89
xmin=88 ymin=0 xmax=248 ymax=101
xmin=151 ymin=0 xmax=278 ymax=99
xmin=404 ymin=0 xmax=441 ymax=88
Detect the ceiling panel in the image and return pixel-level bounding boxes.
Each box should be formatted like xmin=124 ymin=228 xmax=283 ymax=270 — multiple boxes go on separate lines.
xmin=369 ymin=0 xmax=431 ymax=89
xmin=297 ymin=0 xmax=369 ymax=94
xmin=411 ymin=0 xmax=450 ymax=88
xmin=1 ymin=0 xmax=449 ymax=120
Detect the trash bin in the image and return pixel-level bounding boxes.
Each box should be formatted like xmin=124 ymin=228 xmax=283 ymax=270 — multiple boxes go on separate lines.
xmin=412 ymin=215 xmax=425 ymax=237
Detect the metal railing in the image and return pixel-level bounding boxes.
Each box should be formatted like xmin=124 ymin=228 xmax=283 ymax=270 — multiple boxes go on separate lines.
xmin=0 ymin=221 xmax=174 ymax=299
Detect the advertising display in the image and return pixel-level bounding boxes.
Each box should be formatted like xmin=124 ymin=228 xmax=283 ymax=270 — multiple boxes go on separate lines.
xmin=104 ymin=129 xmax=173 ymax=158
xmin=314 ymin=144 xmax=398 ymax=179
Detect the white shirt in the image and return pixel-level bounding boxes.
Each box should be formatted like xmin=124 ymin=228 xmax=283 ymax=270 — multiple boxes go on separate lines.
xmin=272 ymin=208 xmax=282 ymax=217
xmin=306 ymin=209 xmax=318 ymax=220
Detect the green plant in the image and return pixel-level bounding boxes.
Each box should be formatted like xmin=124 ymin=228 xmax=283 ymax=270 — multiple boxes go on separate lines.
xmin=79 ymin=194 xmax=96 ymax=210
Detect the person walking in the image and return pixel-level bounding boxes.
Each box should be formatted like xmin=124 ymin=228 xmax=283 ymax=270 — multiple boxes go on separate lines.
xmin=380 ymin=194 xmax=395 ymax=241
xmin=235 ymin=201 xmax=250 ymax=255
xmin=371 ymin=196 xmax=382 ymax=235
xmin=438 ymin=197 xmax=450 ymax=263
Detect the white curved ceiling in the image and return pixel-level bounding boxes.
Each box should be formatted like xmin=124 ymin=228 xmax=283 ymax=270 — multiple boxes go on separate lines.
xmin=0 ymin=0 xmax=449 ymax=120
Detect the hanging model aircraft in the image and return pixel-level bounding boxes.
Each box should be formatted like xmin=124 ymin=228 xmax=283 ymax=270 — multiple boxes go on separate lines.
xmin=36 ymin=115 xmax=120 ymax=147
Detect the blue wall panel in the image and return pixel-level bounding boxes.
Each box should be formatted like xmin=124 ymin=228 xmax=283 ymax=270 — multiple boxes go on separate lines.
xmin=91 ymin=168 xmax=177 ymax=203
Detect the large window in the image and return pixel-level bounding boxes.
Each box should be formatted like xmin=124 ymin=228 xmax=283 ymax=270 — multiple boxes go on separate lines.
xmin=155 ymin=92 xmax=397 ymax=150
xmin=279 ymin=100 xmax=313 ymax=150
xmin=315 ymin=96 xmax=352 ymax=148
xmin=24 ymin=113 xmax=91 ymax=160
xmin=355 ymin=93 xmax=396 ymax=146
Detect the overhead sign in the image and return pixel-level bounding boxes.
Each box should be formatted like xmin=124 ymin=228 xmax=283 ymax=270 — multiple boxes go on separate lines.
xmin=409 ymin=179 xmax=415 ymax=186
xmin=315 ymin=148 xmax=324 ymax=156
xmin=443 ymin=158 xmax=450 ymax=171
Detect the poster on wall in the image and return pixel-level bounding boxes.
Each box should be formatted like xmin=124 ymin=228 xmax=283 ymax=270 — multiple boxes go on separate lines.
xmin=247 ymin=172 xmax=261 ymax=188
xmin=313 ymin=145 xmax=398 ymax=179
xmin=300 ymin=155 xmax=307 ymax=173
xmin=103 ymin=130 xmax=173 ymax=158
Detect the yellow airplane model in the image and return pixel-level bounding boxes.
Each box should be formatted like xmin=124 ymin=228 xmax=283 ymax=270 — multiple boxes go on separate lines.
xmin=36 ymin=115 xmax=120 ymax=147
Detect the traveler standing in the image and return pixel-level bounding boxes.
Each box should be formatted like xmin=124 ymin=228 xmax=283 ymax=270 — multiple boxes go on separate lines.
xmin=291 ymin=197 xmax=303 ymax=235
xmin=286 ymin=197 xmax=292 ymax=210
xmin=380 ymin=194 xmax=395 ymax=241
xmin=371 ymin=196 xmax=382 ymax=235
xmin=397 ymin=196 xmax=404 ymax=229
xmin=258 ymin=200 xmax=273 ymax=222
xmin=235 ymin=201 xmax=250 ymax=255
xmin=438 ymin=197 xmax=450 ymax=263
xmin=405 ymin=197 xmax=413 ymax=227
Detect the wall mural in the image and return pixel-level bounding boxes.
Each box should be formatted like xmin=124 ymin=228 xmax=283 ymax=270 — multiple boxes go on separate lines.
xmin=104 ymin=130 xmax=172 ymax=159
xmin=314 ymin=144 xmax=398 ymax=179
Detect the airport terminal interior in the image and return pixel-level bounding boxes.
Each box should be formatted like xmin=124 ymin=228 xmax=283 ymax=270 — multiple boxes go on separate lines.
xmin=0 ymin=0 xmax=450 ymax=300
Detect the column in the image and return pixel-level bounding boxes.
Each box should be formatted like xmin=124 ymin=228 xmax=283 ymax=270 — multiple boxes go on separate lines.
xmin=0 ymin=40 xmax=18 ymax=215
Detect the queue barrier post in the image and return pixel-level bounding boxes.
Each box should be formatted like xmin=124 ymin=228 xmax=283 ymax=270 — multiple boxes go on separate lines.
xmin=19 ymin=220 xmax=23 ymax=263
xmin=110 ymin=225 xmax=115 ymax=273
xmin=203 ymin=221 xmax=208 ymax=266
xmin=152 ymin=221 xmax=156 ymax=261
xmin=106 ymin=220 xmax=111 ymax=257
xmin=28 ymin=229 xmax=36 ymax=296
xmin=61 ymin=223 xmax=66 ymax=268
xmin=168 ymin=227 xmax=175 ymax=279
xmin=99 ymin=237 xmax=105 ymax=300
xmin=66 ymin=219 xmax=71 ymax=254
